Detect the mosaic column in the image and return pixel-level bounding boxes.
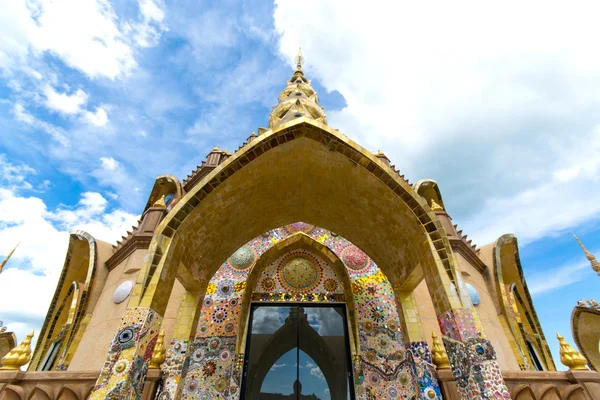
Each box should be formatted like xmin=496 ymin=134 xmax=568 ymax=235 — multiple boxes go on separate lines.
xmin=438 ymin=308 xmax=511 ymax=399
xmin=89 ymin=307 xmax=162 ymax=399
xmin=396 ymin=291 xmax=442 ymax=400
xmin=155 ymin=291 xmax=203 ymax=399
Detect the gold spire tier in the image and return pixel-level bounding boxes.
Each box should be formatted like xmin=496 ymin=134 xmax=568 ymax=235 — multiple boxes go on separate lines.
xmin=269 ymin=48 xmax=328 ymax=128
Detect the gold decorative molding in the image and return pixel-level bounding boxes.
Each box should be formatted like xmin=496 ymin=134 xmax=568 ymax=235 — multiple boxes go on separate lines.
xmin=431 ymin=332 xmax=450 ymax=369
xmin=557 ymin=332 xmax=588 ymax=370
xmin=149 ymin=330 xmax=166 ymax=369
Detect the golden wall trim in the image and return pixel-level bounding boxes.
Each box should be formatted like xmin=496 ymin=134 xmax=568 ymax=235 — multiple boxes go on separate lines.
xmin=493 ymin=234 xmax=556 ymax=371
xmin=30 ymin=231 xmax=97 ymax=371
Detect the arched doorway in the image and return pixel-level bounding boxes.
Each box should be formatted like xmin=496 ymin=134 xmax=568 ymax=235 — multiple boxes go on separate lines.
xmin=242 ymin=304 xmax=353 ymax=400
xmin=89 ymin=118 xmax=510 ymax=400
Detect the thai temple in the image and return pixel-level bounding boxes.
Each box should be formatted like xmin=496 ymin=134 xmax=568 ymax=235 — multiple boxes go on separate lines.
xmin=1 ymin=51 xmax=600 ymax=400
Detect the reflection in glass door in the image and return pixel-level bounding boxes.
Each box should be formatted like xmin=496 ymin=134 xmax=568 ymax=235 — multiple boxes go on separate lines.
xmin=241 ymin=304 xmax=354 ymax=400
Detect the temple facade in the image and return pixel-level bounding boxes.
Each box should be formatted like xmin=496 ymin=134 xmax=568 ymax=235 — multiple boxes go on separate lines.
xmin=2 ymin=53 xmax=600 ymax=400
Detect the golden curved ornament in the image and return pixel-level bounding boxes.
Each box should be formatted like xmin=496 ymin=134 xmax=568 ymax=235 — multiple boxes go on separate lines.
xmin=1 ymin=330 xmax=34 ymax=370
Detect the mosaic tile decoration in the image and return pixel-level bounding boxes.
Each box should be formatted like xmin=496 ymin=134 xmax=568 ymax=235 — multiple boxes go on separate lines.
xmin=89 ymin=307 xmax=162 ymax=400
xmin=409 ymin=341 xmax=442 ymax=400
xmin=442 ymin=336 xmax=511 ymax=399
xmin=169 ymin=223 xmax=430 ymax=399
xmin=180 ymin=336 xmax=237 ymax=399
xmin=155 ymin=339 xmax=188 ymax=400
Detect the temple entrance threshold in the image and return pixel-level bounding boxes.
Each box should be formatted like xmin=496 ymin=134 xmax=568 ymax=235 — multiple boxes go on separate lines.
xmin=241 ymin=303 xmax=355 ymax=400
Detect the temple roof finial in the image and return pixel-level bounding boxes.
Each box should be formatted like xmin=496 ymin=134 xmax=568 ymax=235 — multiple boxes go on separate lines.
xmin=295 ymin=47 xmax=304 ymax=71
xmin=571 ymin=231 xmax=600 ymax=277
xmin=0 ymin=243 xmax=19 ymax=275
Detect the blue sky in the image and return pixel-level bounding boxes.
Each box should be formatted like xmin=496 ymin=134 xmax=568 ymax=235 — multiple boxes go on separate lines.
xmin=1 ymin=0 xmax=599 ymax=371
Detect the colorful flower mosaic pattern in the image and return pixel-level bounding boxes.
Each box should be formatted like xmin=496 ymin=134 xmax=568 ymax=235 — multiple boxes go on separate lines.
xmin=90 ymin=307 xmax=162 ymax=400
xmin=341 ymin=244 xmax=371 ymax=272
xmin=227 ymin=245 xmax=256 ymax=272
xmin=278 ymin=253 xmax=322 ymax=292
xmin=442 ymin=336 xmax=511 ymax=399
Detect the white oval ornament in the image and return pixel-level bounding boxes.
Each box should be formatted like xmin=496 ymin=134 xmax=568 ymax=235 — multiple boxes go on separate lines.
xmin=113 ymin=280 xmax=134 ymax=304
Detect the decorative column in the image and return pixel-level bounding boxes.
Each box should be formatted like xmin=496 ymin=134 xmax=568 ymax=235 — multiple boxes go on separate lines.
xmin=396 ymin=291 xmax=442 ymax=400
xmin=90 ymin=308 xmax=162 ymax=399
xmin=155 ymin=291 xmax=203 ymax=399
xmin=438 ymin=307 xmax=511 ymax=399
xmin=419 ymin=209 xmax=511 ymax=400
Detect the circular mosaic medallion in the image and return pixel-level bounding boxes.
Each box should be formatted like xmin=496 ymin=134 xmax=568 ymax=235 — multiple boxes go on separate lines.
xmin=278 ymin=253 xmax=322 ymax=293
xmin=212 ymin=308 xmax=228 ymax=323
xmin=217 ymin=280 xmax=233 ymax=297
xmin=118 ymin=327 xmax=135 ymax=345
xmin=425 ymin=388 xmax=438 ymax=399
xmin=323 ymin=278 xmax=338 ymax=292
xmin=227 ymin=245 xmax=256 ymax=272
xmin=283 ymin=222 xmax=315 ymax=235
xmin=388 ymin=386 xmax=399 ymax=399
xmin=219 ymin=349 xmax=231 ymax=362
xmin=186 ymin=379 xmax=198 ymax=394
xmin=113 ymin=280 xmax=134 ymax=304
xmin=261 ymin=277 xmax=276 ymax=292
xmin=340 ymin=245 xmax=370 ymax=272
xmin=225 ymin=323 xmax=235 ymax=333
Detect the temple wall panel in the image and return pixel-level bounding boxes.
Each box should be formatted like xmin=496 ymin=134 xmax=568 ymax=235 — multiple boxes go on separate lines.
xmin=70 ymin=249 xmax=147 ymax=371
xmin=160 ymin=279 xmax=187 ymax=345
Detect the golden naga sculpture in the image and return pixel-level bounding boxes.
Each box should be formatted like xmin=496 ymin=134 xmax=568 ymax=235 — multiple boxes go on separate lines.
xmin=0 ymin=330 xmax=34 ymax=370
xmin=557 ymin=332 xmax=588 ymax=370
xmin=430 ymin=198 xmax=444 ymax=212
xmin=431 ymin=332 xmax=450 ymax=369
xmin=149 ymin=330 xmax=166 ymax=369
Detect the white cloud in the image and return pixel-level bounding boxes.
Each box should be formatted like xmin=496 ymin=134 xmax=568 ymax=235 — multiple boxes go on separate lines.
xmin=100 ymin=156 xmax=120 ymax=171
xmin=83 ymin=106 xmax=109 ymax=127
xmin=13 ymin=102 xmax=69 ymax=146
xmin=43 ymin=85 xmax=88 ymax=115
xmin=0 ymin=154 xmax=36 ymax=191
xmin=0 ymin=157 xmax=139 ymax=342
xmin=274 ymin=1 xmax=600 ymax=246
xmin=527 ymin=255 xmax=597 ymax=295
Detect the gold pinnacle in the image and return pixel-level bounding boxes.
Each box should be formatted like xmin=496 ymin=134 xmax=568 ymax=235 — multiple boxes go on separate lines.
xmin=557 ymin=332 xmax=588 ymax=370
xmin=149 ymin=330 xmax=166 ymax=369
xmin=295 ymin=47 xmax=304 ymax=70
xmin=152 ymin=194 xmax=167 ymax=208
xmin=0 ymin=242 xmax=19 ymax=275
xmin=0 ymin=330 xmax=34 ymax=370
xmin=431 ymin=332 xmax=450 ymax=369
xmin=571 ymin=231 xmax=600 ymax=276
xmin=430 ymin=198 xmax=444 ymax=212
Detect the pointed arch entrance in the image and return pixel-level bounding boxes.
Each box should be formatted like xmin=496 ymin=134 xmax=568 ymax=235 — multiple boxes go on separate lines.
xmin=90 ymin=118 xmax=510 ymax=399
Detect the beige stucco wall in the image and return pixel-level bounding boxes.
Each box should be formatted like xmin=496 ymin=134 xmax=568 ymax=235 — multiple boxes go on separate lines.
xmin=70 ymin=249 xmax=147 ymax=370
xmin=413 ymin=249 xmax=521 ymax=371
xmin=454 ymin=253 xmax=521 ymax=371
xmin=161 ymin=278 xmax=187 ymax=345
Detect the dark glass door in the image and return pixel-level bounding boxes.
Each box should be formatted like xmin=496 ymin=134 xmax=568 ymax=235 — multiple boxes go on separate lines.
xmin=241 ymin=304 xmax=354 ymax=400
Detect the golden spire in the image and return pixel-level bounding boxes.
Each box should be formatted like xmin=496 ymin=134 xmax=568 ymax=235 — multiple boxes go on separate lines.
xmin=430 ymin=198 xmax=444 ymax=212
xmin=149 ymin=330 xmax=166 ymax=369
xmin=557 ymin=332 xmax=588 ymax=370
xmin=295 ymin=47 xmax=304 ymax=71
xmin=269 ymin=48 xmax=327 ymax=128
xmin=152 ymin=194 xmax=167 ymax=208
xmin=0 ymin=330 xmax=33 ymax=370
xmin=431 ymin=332 xmax=450 ymax=369
xmin=571 ymin=231 xmax=600 ymax=276
xmin=0 ymin=243 xmax=19 ymax=275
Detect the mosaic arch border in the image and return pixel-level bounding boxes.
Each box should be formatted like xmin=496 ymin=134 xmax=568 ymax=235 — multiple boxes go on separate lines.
xmin=129 ymin=118 xmax=463 ymax=317
xmin=30 ymin=230 xmax=97 ymax=371
xmin=493 ymin=233 xmax=555 ymax=371
xmin=235 ymin=232 xmax=360 ymax=355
